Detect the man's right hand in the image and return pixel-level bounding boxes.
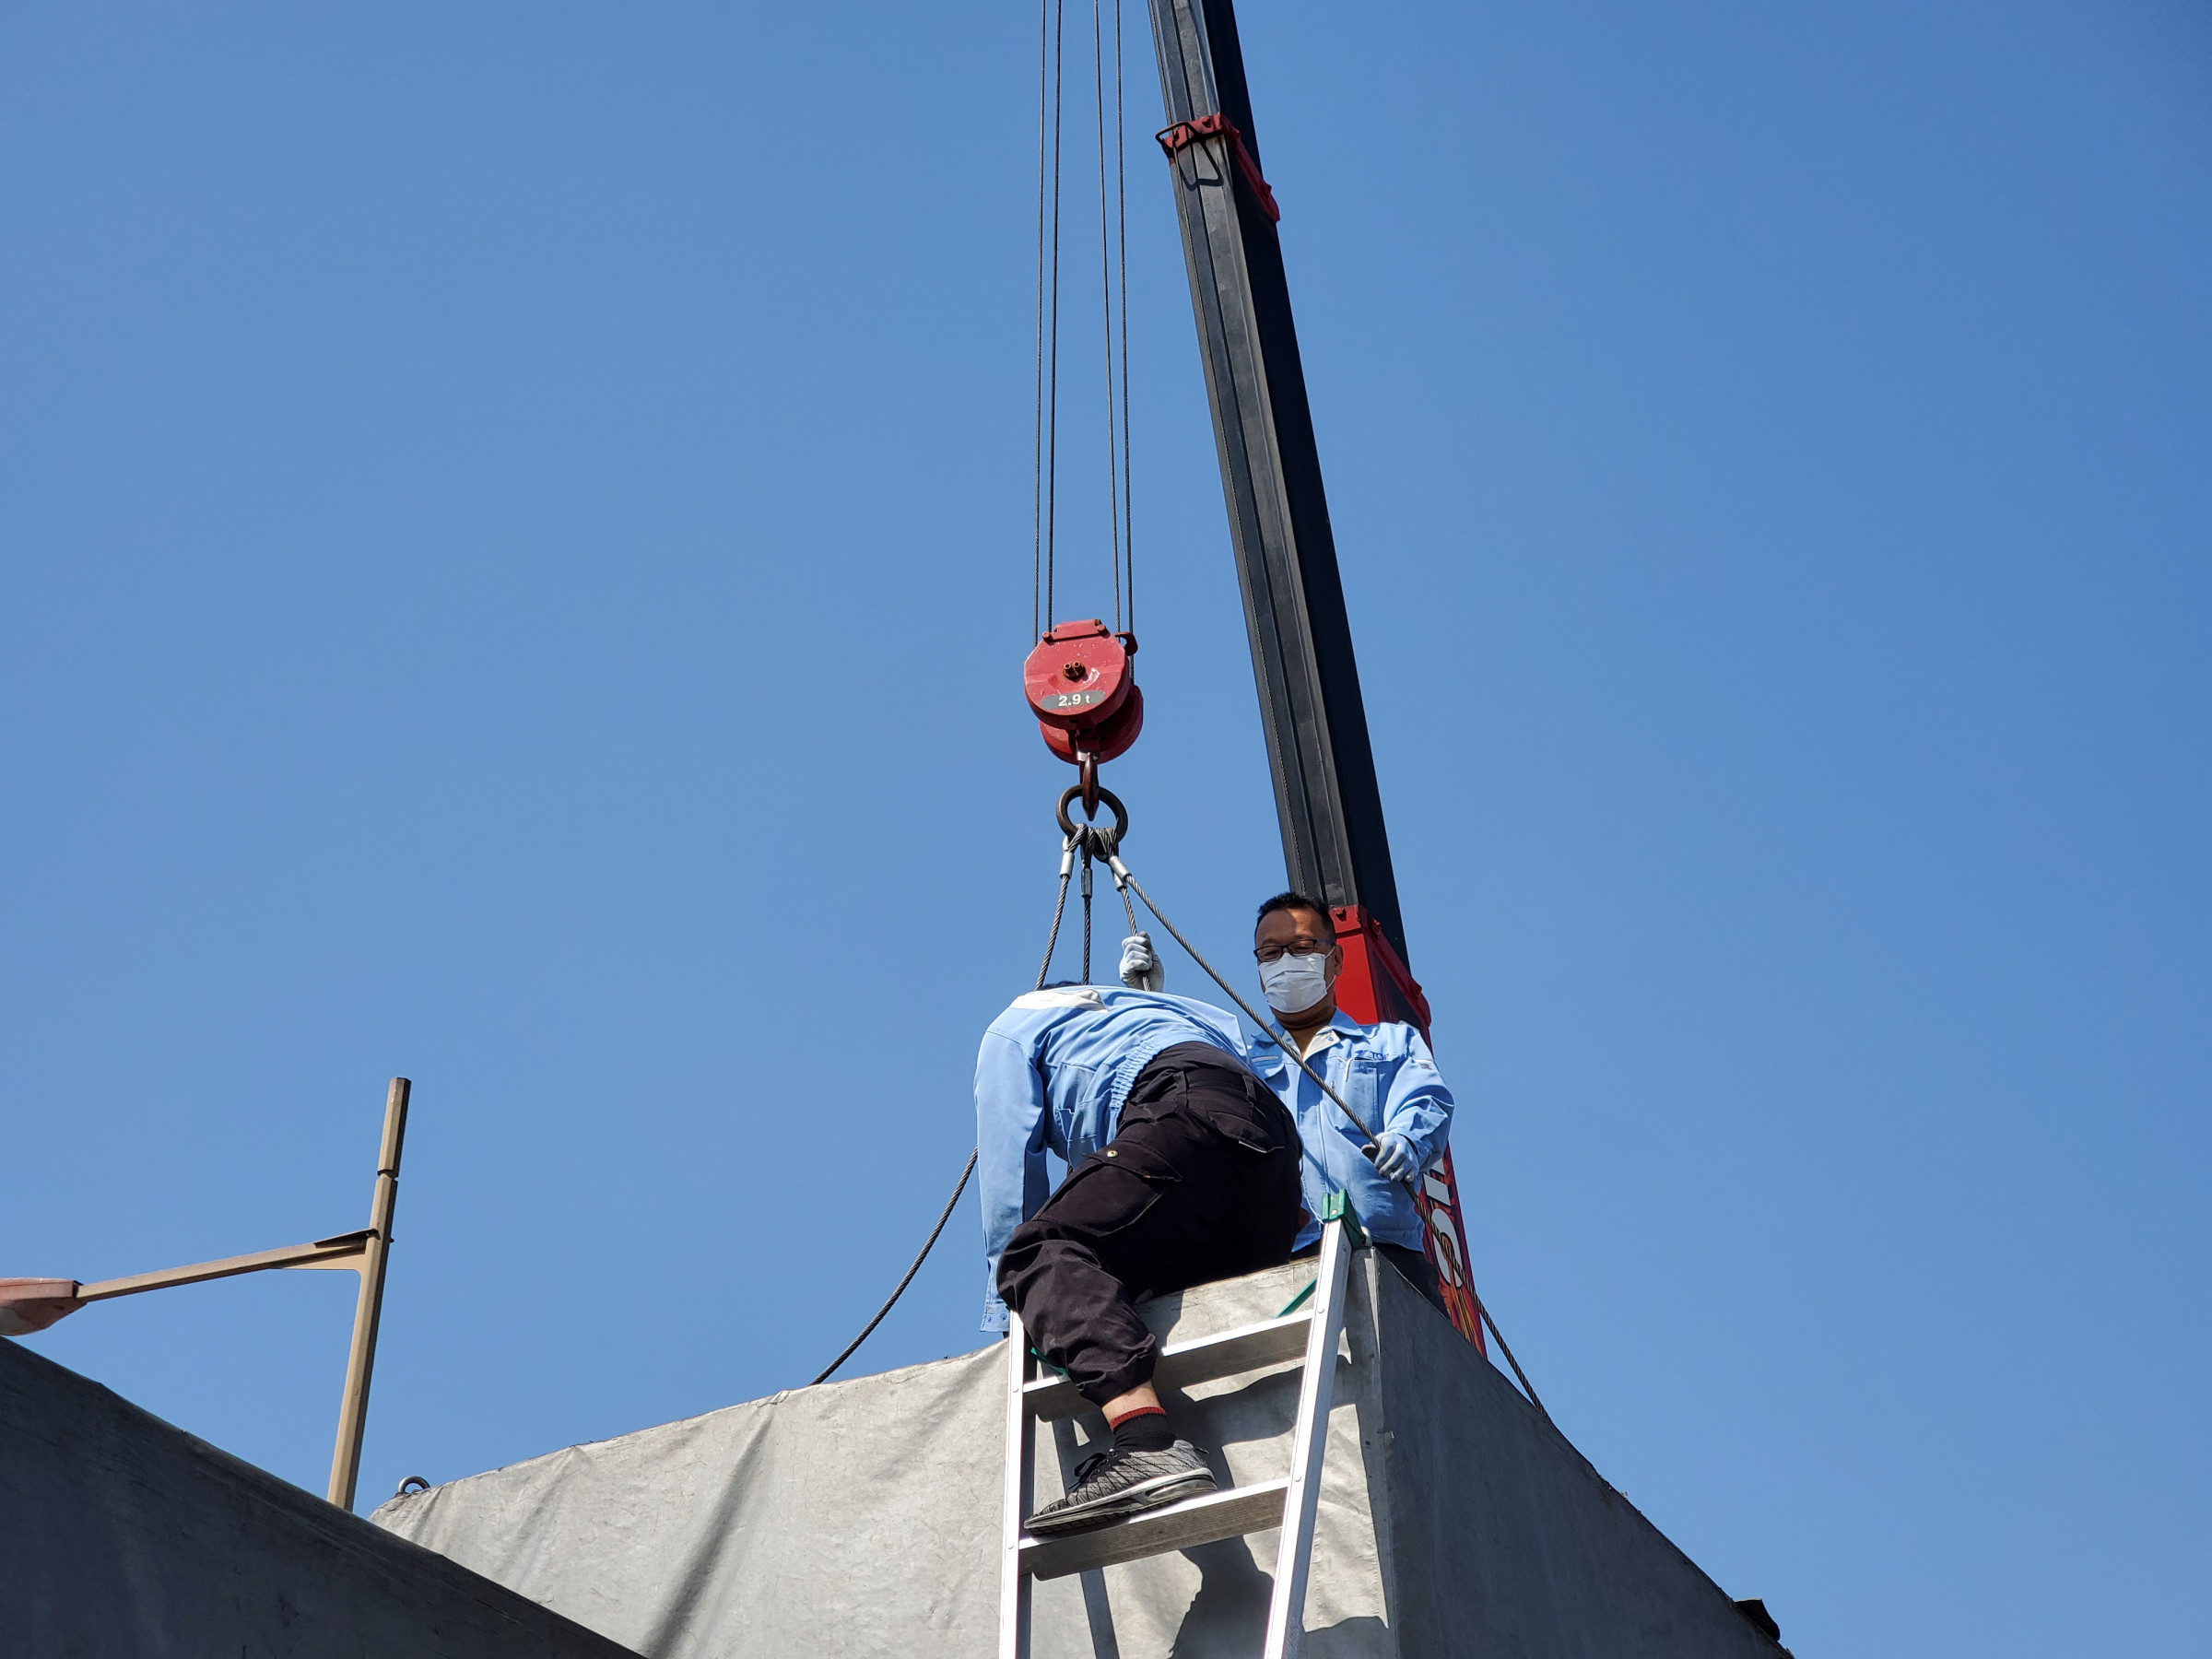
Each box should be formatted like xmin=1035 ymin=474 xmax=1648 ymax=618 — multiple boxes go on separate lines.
xmin=1119 ymin=933 xmax=1165 ymax=992
xmin=1369 ymin=1133 xmax=1419 ymax=1182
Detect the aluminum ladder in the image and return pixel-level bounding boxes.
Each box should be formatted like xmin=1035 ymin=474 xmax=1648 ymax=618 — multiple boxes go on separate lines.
xmin=998 ymin=1202 xmax=1358 ymax=1659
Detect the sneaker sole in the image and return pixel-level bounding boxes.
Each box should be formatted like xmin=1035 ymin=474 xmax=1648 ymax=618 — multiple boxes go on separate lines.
xmin=1024 ymin=1470 xmax=1219 ymax=1536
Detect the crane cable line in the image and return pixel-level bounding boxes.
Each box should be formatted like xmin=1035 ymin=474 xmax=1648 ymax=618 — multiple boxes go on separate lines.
xmin=1033 ymin=0 xmax=1062 ymax=641
xmin=818 ymin=0 xmax=1143 ymax=1392
xmin=1091 ymin=841 xmax=1555 ymax=1426
xmin=1093 ymin=0 xmax=1134 ymax=634
xmin=1034 ymin=0 xmax=1135 ymax=641
xmin=809 ymin=834 xmax=1081 ymax=1388
xmin=809 ymin=811 xmax=1558 ymax=1441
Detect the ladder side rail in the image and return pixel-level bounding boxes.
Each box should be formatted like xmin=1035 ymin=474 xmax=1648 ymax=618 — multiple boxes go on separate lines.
xmin=1263 ymin=1216 xmax=1352 ymax=1658
xmin=999 ymin=1312 xmax=1036 ymax=1659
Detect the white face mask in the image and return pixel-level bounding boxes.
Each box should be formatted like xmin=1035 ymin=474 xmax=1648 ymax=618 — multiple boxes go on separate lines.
xmin=1259 ymin=950 xmax=1334 ymax=1016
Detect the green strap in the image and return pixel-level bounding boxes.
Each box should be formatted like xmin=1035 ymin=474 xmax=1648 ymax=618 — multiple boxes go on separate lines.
xmin=1277 ymin=1200 xmax=1367 ymax=1316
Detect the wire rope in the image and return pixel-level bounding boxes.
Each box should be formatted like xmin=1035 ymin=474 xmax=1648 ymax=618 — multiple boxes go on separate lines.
xmin=811 ymin=841 xmax=1080 ymax=1387
xmin=1092 ymin=0 xmax=1122 ymax=629
xmin=1032 ymin=833 xmax=1077 ymax=988
xmin=808 ymin=1149 xmax=978 ymax=1388
xmin=1031 ymin=0 xmax=1051 ymax=643
xmin=1079 ymin=841 xmax=1095 ymax=982
xmin=1043 ymin=0 xmax=1065 ymax=629
xmin=1113 ymin=0 xmax=1134 ymax=635
xmin=1100 ymin=850 xmax=1557 ymax=1424
xmin=1031 ymin=0 xmax=1133 ymax=641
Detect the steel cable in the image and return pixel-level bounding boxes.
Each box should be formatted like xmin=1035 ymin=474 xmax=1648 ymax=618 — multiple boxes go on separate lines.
xmin=811 ymin=841 xmax=1079 ymax=1386
xmin=1092 ymin=0 xmax=1124 ymax=629
xmin=1032 ymin=0 xmax=1131 ymax=641
xmin=1099 ymin=847 xmax=1555 ymax=1423
xmin=1043 ymin=0 xmax=1065 ymax=629
xmin=808 ymin=1149 xmax=977 ymax=1388
xmin=1113 ymin=0 xmax=1133 ymax=634
xmin=1079 ymin=841 xmax=1094 ymax=982
xmin=814 ymin=819 xmax=1555 ymax=1430
xmin=1031 ymin=0 xmax=1050 ymax=642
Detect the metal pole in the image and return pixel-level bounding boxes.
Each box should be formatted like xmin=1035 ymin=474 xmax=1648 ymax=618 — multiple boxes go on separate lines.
xmin=327 ymin=1077 xmax=408 ymax=1509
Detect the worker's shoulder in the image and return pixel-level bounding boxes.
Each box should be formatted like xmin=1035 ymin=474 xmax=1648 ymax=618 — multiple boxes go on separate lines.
xmin=979 ymin=989 xmax=1106 ymax=1050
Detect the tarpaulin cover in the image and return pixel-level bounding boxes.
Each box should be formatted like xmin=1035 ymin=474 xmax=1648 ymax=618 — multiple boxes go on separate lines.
xmin=374 ymin=1255 xmax=1782 ymax=1658
xmin=0 ymin=1334 xmax=641 ymax=1659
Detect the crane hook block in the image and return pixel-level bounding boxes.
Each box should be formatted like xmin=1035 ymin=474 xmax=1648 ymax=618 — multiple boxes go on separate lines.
xmin=1023 ymin=619 xmax=1145 ymax=767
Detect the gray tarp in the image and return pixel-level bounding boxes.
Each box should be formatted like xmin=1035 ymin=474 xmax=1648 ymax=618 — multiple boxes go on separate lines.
xmin=0 ymin=1335 xmax=641 ymax=1659
xmin=375 ymin=1254 xmax=1783 ymax=1658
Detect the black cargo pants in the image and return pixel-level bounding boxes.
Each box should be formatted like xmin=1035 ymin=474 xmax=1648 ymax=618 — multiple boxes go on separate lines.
xmin=997 ymin=1042 xmax=1306 ymax=1406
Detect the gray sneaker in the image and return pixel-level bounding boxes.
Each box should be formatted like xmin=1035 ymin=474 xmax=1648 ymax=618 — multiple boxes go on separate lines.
xmin=1026 ymin=1441 xmax=1218 ymax=1536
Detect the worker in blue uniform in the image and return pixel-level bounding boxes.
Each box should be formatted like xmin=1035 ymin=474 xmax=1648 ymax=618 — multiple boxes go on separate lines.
xmin=1243 ymin=891 xmax=1456 ymax=1316
xmin=976 ymin=953 xmax=1304 ymax=1536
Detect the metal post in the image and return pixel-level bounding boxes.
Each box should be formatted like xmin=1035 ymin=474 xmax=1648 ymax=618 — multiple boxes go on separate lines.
xmin=327 ymin=1077 xmax=408 ymax=1510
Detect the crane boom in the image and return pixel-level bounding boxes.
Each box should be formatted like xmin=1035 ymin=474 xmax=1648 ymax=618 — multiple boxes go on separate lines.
xmin=1144 ymin=0 xmax=1406 ymax=962
xmin=1144 ymin=0 xmax=1491 ymax=1349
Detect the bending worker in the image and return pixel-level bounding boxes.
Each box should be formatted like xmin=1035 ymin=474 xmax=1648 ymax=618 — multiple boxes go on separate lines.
xmin=977 ymin=945 xmax=1303 ymax=1537
xmin=1244 ymin=891 xmax=1457 ymax=1315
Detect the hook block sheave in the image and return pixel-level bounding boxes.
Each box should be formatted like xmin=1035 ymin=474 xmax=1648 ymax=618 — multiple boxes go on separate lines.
xmin=1023 ymin=619 xmax=1146 ymax=768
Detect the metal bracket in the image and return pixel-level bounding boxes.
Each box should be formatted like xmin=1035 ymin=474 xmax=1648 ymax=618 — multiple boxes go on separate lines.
xmin=1155 ymin=112 xmax=1280 ymax=221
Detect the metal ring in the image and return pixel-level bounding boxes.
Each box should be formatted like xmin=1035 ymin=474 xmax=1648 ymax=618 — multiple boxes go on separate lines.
xmin=1054 ymin=783 xmax=1129 ymax=846
xmin=395 ymin=1475 xmax=431 ymax=1498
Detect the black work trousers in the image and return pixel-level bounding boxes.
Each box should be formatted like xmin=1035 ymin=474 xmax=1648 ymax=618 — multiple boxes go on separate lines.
xmin=997 ymin=1042 xmax=1306 ymax=1406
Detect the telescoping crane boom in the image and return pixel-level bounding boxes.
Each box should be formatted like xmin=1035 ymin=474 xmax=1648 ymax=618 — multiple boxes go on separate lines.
xmin=1144 ymin=0 xmax=1491 ymax=1347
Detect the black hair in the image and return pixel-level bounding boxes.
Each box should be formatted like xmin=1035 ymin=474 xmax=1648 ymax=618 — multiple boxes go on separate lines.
xmin=1255 ymin=890 xmax=1331 ymax=928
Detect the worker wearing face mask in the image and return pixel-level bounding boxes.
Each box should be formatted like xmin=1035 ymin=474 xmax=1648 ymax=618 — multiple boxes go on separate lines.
xmin=1243 ymin=890 xmax=1457 ymax=1315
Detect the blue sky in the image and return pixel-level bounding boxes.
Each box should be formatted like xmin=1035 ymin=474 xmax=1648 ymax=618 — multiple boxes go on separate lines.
xmin=3 ymin=4 xmax=2206 ymax=1653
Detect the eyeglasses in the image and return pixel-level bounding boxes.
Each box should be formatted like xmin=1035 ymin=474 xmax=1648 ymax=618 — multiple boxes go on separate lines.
xmin=1253 ymin=939 xmax=1331 ymax=964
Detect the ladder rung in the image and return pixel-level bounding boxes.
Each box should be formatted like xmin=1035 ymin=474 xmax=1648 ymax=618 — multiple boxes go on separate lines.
xmin=1018 ymin=1478 xmax=1290 ymax=1581
xmin=1022 ymin=1311 xmax=1313 ymax=1423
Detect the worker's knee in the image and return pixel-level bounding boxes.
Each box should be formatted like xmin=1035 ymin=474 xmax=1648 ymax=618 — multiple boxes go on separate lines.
xmin=996 ymin=1228 xmax=1114 ymax=1306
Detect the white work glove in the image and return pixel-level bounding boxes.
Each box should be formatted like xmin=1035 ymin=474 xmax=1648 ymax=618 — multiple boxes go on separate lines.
xmin=1119 ymin=931 xmax=1165 ymax=991
xmin=1368 ymin=1133 xmax=1420 ymax=1183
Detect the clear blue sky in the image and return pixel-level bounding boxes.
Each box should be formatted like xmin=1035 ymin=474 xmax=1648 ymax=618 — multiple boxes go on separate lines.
xmin=4 ymin=5 xmax=2206 ymax=1654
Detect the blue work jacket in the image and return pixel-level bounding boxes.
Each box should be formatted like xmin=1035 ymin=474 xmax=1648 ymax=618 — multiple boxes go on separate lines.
xmin=1245 ymin=1011 xmax=1453 ymax=1254
xmin=974 ymin=985 xmax=1247 ymax=1333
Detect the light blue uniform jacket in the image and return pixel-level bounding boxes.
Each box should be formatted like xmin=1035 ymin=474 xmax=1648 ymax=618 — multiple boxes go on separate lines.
xmin=975 ymin=986 xmax=1248 ymax=1333
xmin=1245 ymin=1011 xmax=1453 ymax=1253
